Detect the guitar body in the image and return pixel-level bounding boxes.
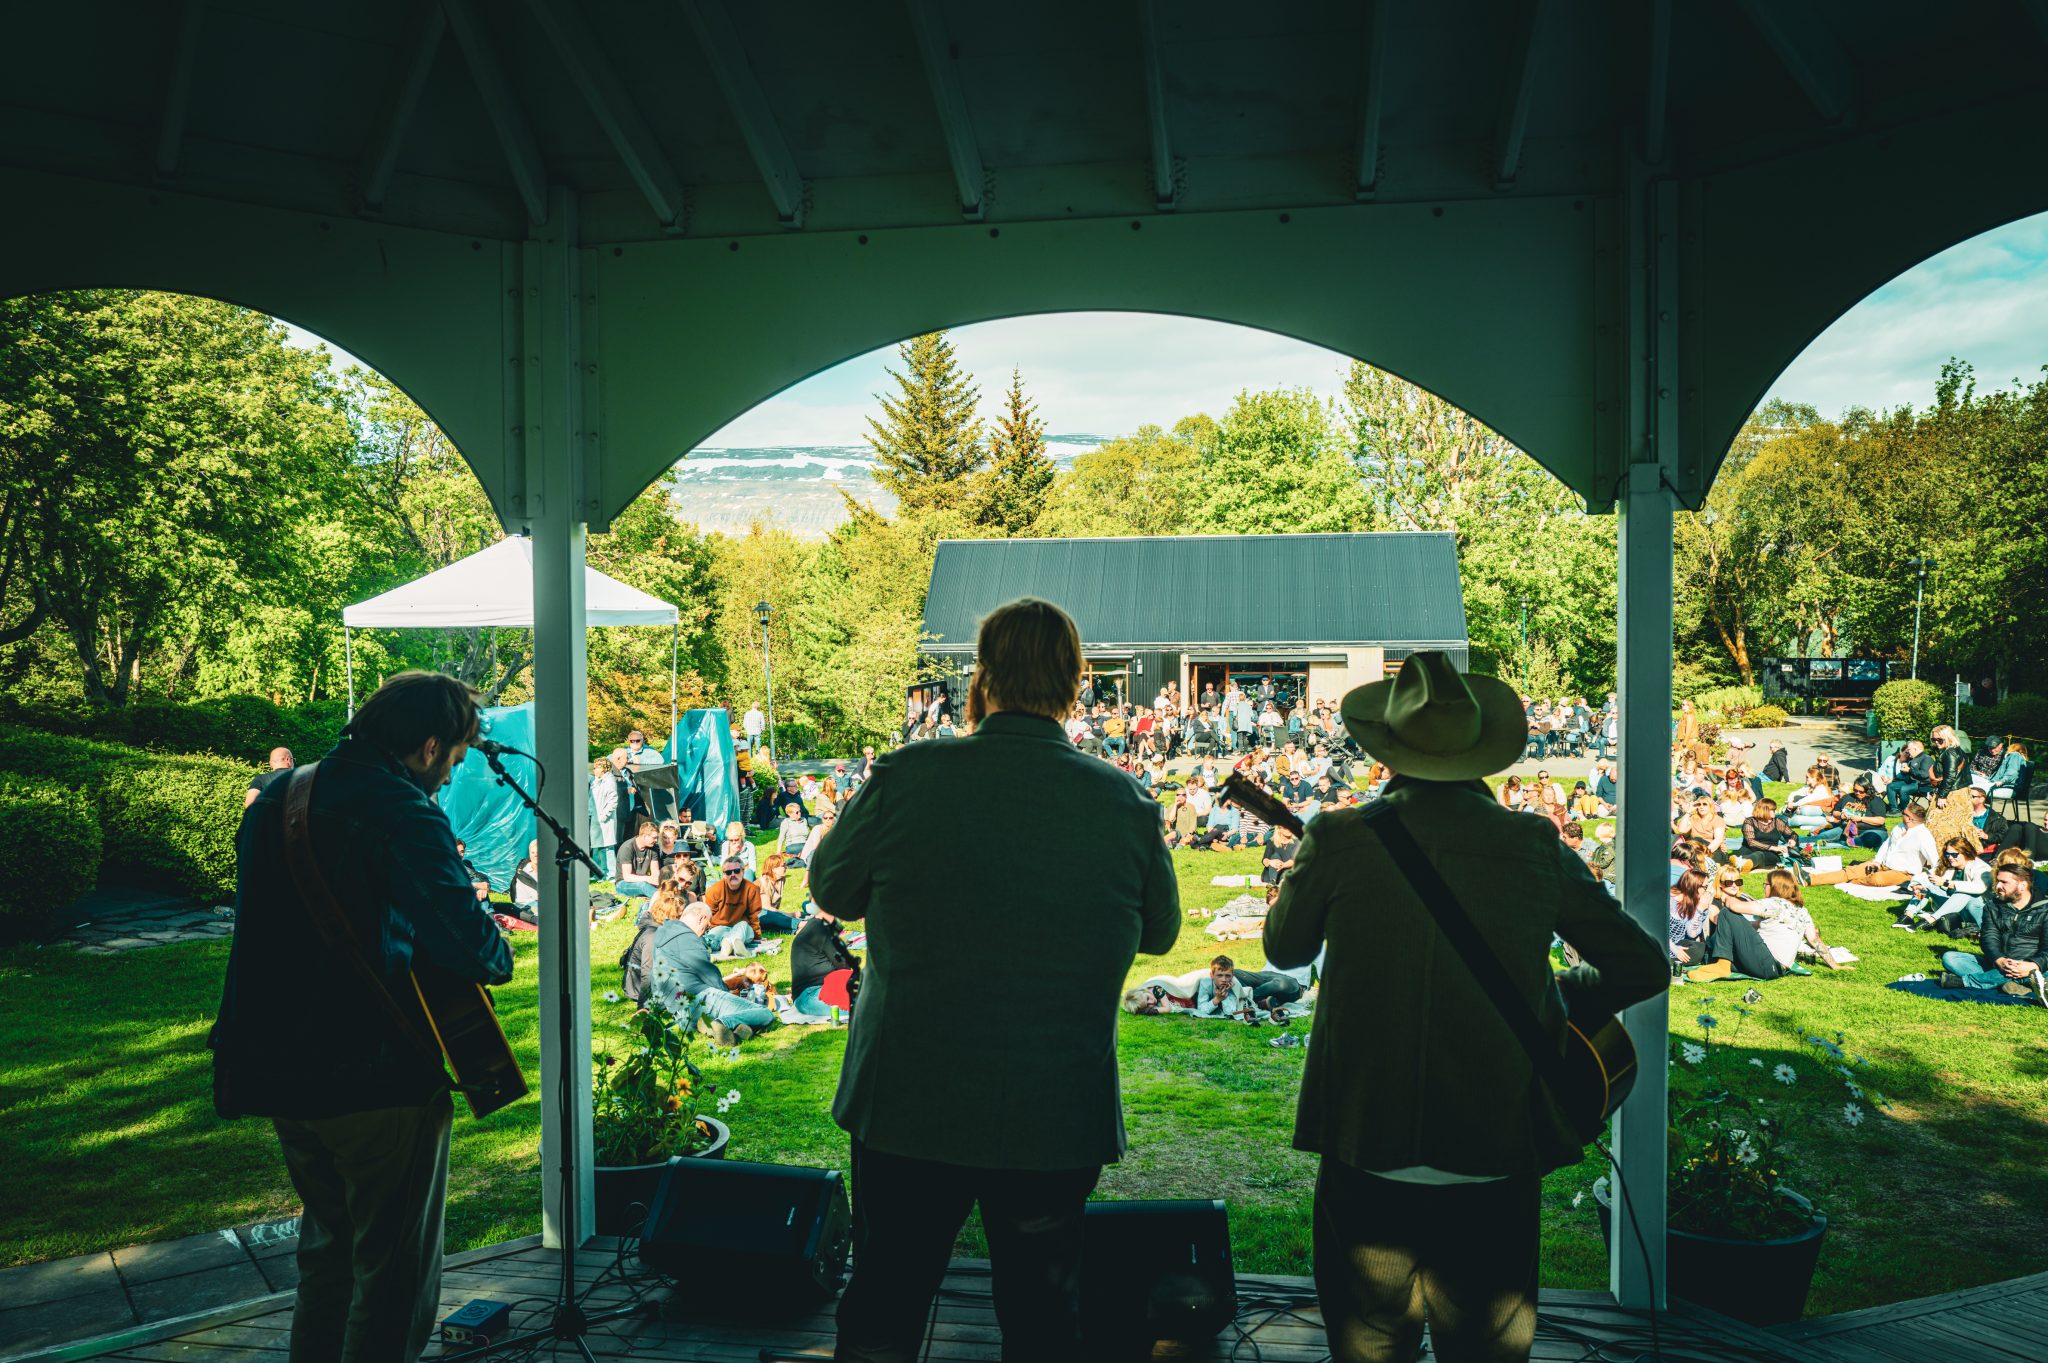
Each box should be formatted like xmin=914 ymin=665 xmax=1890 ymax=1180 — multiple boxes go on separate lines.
xmin=410 ymin=960 xmax=529 ymax=1119
xmin=1558 ymin=1006 xmax=1639 ymax=1143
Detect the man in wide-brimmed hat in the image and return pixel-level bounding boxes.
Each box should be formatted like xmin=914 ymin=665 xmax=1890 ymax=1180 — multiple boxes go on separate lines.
xmin=1264 ymin=651 xmax=1668 ymax=1363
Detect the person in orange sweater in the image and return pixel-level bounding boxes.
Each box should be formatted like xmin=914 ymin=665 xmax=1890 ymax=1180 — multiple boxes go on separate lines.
xmin=703 ymin=856 xmax=763 ymax=957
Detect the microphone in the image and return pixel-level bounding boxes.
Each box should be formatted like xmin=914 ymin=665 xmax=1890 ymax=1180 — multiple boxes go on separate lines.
xmin=473 ymin=738 xmax=521 ymax=758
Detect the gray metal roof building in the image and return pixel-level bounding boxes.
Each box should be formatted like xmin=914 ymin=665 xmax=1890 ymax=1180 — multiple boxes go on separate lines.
xmin=920 ymin=532 xmax=1468 ymax=709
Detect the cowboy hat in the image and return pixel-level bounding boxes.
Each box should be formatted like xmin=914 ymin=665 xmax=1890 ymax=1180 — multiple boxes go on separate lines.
xmin=1340 ymin=651 xmax=1526 ymax=780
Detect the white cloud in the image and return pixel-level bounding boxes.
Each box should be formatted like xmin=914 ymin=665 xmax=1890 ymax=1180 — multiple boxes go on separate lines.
xmin=1766 ymin=211 xmax=2048 ymax=417
xmin=698 ymin=311 xmax=1357 ymax=448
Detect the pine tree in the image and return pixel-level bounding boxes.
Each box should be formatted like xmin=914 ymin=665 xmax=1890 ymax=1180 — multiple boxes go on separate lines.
xmin=864 ymin=331 xmax=986 ymax=516
xmin=979 ymin=367 xmax=1055 ymax=533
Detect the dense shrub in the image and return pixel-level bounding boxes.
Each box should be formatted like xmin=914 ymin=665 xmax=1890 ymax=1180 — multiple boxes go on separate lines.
xmin=1871 ymin=679 xmax=1946 ymax=740
xmin=1693 ymin=685 xmax=1764 ymax=721
xmin=0 ymin=776 xmax=100 ymax=937
xmin=0 ymin=695 xmax=346 ymax=766
xmin=0 ymin=725 xmax=249 ymax=900
xmin=1740 ymin=704 xmax=1791 ymax=728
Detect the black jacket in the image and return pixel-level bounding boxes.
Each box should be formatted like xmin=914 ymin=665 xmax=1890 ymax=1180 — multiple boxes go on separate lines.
xmin=1978 ymin=810 xmax=2013 ymax=848
xmin=791 ymin=916 xmax=857 ymax=996
xmin=1982 ymin=896 xmax=2048 ymax=973
xmin=1762 ymin=748 xmax=1790 ymax=783
xmin=212 ymin=738 xmax=513 ymax=1119
xmin=1929 ymin=744 xmax=1972 ymax=799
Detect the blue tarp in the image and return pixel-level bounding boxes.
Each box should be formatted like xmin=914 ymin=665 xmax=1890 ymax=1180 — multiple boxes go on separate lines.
xmin=441 ymin=704 xmax=539 ymax=890
xmin=441 ymin=704 xmax=739 ymax=887
xmin=669 ymin=708 xmax=741 ymax=831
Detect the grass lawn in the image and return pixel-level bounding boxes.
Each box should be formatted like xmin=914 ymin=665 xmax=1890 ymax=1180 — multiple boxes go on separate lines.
xmin=4 ymin=807 xmax=2045 ymax=1317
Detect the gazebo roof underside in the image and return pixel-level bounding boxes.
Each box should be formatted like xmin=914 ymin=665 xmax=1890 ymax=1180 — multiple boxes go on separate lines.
xmin=4 ymin=0 xmax=2047 ymax=523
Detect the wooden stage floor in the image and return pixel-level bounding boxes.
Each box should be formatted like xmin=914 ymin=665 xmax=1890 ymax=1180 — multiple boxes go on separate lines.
xmin=32 ymin=1235 xmax=2046 ymax=1363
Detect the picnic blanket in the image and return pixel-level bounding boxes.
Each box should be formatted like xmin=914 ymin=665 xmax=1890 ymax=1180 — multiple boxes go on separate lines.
xmin=1887 ymin=979 xmax=2039 ymax=1007
xmin=1835 ymin=883 xmax=1910 ymax=902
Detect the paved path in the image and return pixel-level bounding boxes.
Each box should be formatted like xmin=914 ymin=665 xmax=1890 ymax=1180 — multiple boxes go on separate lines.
xmin=0 ymin=1219 xmax=298 ymax=1357
xmin=59 ymin=885 xmax=233 ymax=956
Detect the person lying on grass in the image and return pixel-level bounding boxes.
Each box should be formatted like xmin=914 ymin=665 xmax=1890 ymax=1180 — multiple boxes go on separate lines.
xmin=1809 ymin=800 xmax=1938 ymax=887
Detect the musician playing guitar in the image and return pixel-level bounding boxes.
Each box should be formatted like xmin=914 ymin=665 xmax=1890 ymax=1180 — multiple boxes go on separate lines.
xmin=210 ymin=671 xmax=514 ymax=1363
xmin=1261 ymin=653 xmax=1668 ymax=1363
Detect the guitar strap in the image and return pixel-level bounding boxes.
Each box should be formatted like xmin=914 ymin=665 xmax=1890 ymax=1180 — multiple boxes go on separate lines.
xmin=280 ymin=763 xmax=453 ymax=1089
xmin=1358 ymin=802 xmax=1576 ymax=1108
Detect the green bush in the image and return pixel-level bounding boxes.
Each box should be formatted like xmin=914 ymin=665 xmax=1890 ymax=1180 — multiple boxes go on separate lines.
xmin=1694 ymin=684 xmax=1764 ymax=721
xmin=1871 ymin=679 xmax=1946 ymax=740
xmin=1740 ymin=704 xmax=1791 ymax=728
xmin=0 ymin=695 xmax=346 ymax=765
xmin=1994 ymin=694 xmax=2048 ymax=743
xmin=0 ymin=725 xmax=249 ymax=900
xmin=0 ymin=776 xmax=100 ymax=938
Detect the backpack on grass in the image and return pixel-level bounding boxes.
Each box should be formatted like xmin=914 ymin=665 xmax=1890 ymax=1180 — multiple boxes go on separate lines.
xmin=619 ymin=921 xmax=657 ymax=1005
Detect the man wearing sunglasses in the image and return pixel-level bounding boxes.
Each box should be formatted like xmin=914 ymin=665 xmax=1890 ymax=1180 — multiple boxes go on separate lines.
xmin=703 ymin=856 xmax=764 ymax=957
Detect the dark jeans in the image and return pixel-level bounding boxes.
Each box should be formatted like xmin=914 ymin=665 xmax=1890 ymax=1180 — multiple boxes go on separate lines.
xmin=759 ymin=908 xmax=798 ymax=933
xmin=1313 ymin=1158 xmax=1538 ymax=1363
xmin=1704 ymin=907 xmax=1783 ymax=979
xmin=1887 ymin=780 xmax=1927 ymax=813
xmin=835 ymin=1140 xmax=1100 ymax=1363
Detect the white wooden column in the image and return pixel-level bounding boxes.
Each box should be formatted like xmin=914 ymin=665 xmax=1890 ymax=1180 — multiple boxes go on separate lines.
xmin=1609 ymin=173 xmax=1680 ymax=1309
xmin=519 ymin=186 xmax=596 ymax=1250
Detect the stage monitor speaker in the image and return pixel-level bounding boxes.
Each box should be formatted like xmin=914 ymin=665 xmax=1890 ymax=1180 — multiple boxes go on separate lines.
xmin=1082 ymin=1198 xmax=1236 ymax=1351
xmin=638 ymin=1158 xmax=850 ymax=1304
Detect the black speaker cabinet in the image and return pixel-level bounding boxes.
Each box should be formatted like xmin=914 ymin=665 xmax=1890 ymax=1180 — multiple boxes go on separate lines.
xmin=1082 ymin=1198 xmax=1236 ymax=1351
xmin=638 ymin=1158 xmax=851 ymax=1304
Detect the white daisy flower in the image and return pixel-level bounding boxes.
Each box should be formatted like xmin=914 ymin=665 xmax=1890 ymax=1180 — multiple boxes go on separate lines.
xmin=603 ymin=991 xmax=620 ymax=1004
xmin=725 ymin=1089 xmax=741 ymax=1104
xmin=1845 ymin=1082 xmax=1863 ymax=1100
xmin=1773 ymin=1064 xmax=1797 ymax=1085
xmin=1572 ymin=1190 xmax=1585 ymax=1208
xmin=1680 ymin=1042 xmax=1706 ymax=1066
xmin=1841 ymin=1103 xmax=1865 ymax=1126
xmin=1736 ymin=1141 xmax=1759 ymax=1166
xmin=1748 ymin=1058 xmax=1765 ymax=1068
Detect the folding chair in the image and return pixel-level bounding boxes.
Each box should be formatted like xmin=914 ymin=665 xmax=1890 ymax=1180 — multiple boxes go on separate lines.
xmin=1992 ymin=760 xmax=2033 ymax=823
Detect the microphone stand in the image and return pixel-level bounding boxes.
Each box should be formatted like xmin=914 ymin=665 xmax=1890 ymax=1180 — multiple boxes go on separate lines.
xmin=443 ymin=746 xmax=651 ymax=1361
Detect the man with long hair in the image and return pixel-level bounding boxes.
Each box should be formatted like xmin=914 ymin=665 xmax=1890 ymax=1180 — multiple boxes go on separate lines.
xmin=808 ymin=597 xmax=1180 ymax=1362
xmin=211 ymin=671 xmax=513 ymax=1362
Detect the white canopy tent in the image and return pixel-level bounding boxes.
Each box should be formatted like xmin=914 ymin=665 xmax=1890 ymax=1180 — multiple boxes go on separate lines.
xmin=342 ymin=536 xmax=682 ymax=733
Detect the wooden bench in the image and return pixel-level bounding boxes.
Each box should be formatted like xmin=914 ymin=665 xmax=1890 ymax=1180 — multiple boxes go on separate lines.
xmin=1826 ymin=697 xmax=1872 ymax=717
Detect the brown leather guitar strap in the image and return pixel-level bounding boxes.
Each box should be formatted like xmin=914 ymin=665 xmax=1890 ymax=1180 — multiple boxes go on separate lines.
xmin=281 ymin=763 xmax=453 ymax=1087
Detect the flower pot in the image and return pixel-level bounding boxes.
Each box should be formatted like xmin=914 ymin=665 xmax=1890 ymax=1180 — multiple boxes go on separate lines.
xmin=1593 ymin=1178 xmax=1827 ymax=1327
xmin=592 ymin=1115 xmax=729 ymax=1236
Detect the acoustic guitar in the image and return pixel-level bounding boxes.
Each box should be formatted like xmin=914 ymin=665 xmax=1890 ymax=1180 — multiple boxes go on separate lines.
xmin=1218 ymin=772 xmax=1636 ymax=1143
xmin=283 ymin=764 xmax=530 ymax=1120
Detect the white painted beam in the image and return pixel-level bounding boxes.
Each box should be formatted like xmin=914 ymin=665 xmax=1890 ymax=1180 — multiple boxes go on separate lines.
xmin=905 ymin=0 xmax=986 ymax=221
xmin=678 ymin=0 xmax=806 ymax=228
xmin=1355 ymin=0 xmax=1390 ymax=198
xmin=156 ymin=0 xmax=207 ymax=179
xmin=1139 ymin=0 xmax=1176 ymax=210
xmin=359 ymin=4 xmax=446 ymax=213
xmin=529 ymin=0 xmax=688 ymax=233
xmin=444 ymin=0 xmax=550 ymax=226
xmin=1735 ymin=0 xmax=1853 ymax=124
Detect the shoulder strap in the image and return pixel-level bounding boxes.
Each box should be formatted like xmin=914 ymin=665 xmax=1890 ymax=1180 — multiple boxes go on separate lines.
xmin=1358 ymin=801 xmax=1576 ymax=1102
xmin=281 ymin=764 xmax=451 ymax=1082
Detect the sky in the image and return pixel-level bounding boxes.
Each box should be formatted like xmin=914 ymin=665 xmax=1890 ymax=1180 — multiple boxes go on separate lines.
xmin=291 ymin=208 xmax=2048 ymax=448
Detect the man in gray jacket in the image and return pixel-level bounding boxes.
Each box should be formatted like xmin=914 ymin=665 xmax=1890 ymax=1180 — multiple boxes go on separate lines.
xmin=1265 ymin=653 xmax=1668 ymax=1363
xmin=808 ymin=597 xmax=1180 ymax=1363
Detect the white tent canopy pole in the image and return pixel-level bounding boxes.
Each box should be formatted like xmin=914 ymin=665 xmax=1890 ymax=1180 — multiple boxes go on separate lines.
xmin=342 ymin=535 xmax=681 ymax=736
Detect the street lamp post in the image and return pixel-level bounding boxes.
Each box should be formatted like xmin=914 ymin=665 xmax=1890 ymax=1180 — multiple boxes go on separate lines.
xmin=1906 ymin=558 xmax=1930 ymax=680
xmin=753 ymin=600 xmax=779 ymax=768
xmin=1519 ymin=597 xmax=1529 ymax=654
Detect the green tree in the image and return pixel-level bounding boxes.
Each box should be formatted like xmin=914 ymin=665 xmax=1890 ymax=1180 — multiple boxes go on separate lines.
xmin=1185 ymin=387 xmax=1371 ymax=535
xmin=586 ymin=467 xmax=728 ymax=739
xmin=0 ymin=291 xmax=352 ymax=705
xmin=865 ymin=331 xmax=986 ymax=516
xmin=1034 ymin=421 xmax=1204 ymax=537
xmin=978 ymin=368 xmax=1055 ymax=533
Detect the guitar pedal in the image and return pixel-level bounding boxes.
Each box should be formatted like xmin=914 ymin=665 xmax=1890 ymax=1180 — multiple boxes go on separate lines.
xmin=440 ymin=1298 xmax=513 ymax=1346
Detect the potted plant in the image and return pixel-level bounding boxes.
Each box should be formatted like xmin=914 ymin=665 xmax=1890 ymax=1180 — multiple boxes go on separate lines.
xmin=1591 ymin=999 xmax=1887 ymax=1326
xmin=592 ymin=997 xmax=733 ymax=1235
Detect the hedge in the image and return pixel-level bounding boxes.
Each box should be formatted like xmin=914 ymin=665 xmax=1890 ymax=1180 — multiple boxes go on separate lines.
xmin=1961 ymin=693 xmax=2048 ymax=745
xmin=0 ymin=694 xmax=346 ymax=766
xmin=0 ymin=776 xmax=100 ymax=935
xmin=1871 ymin=679 xmax=1946 ymax=740
xmin=0 ymin=725 xmax=249 ymax=902
xmin=1742 ymin=704 xmax=1791 ymax=728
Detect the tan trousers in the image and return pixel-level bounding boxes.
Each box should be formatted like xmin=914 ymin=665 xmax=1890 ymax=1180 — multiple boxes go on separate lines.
xmin=1808 ymin=862 xmax=1910 ymax=887
xmin=273 ymin=1092 xmax=454 ymax=1363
